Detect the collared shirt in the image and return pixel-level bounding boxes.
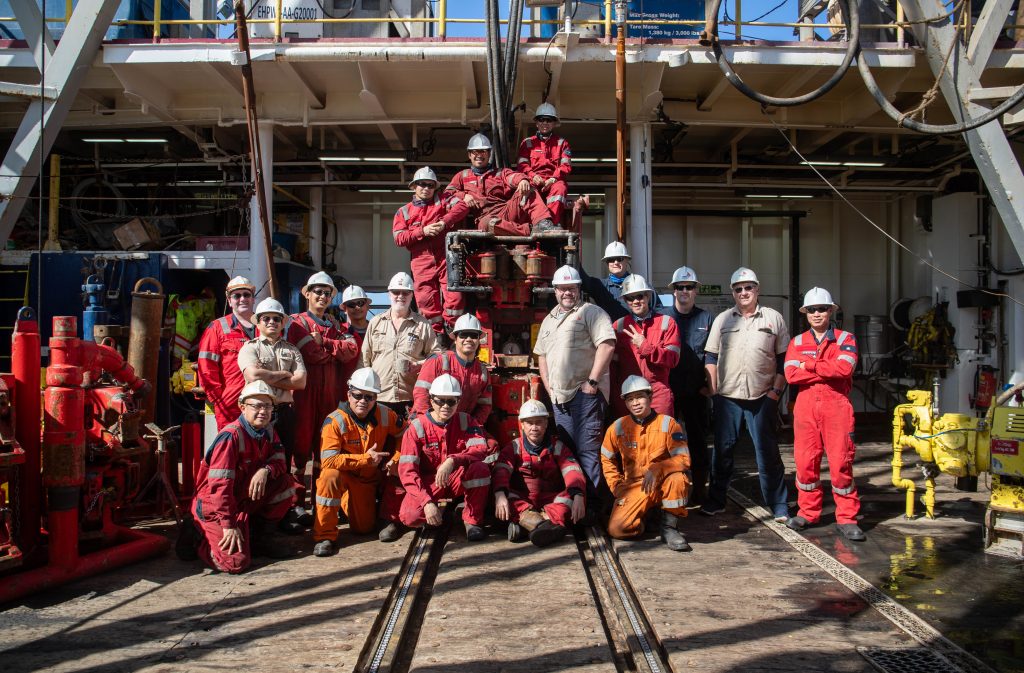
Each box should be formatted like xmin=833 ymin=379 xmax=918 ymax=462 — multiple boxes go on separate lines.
xmin=704 ymin=304 xmax=790 ymax=400
xmin=237 ymin=334 xmax=306 ymax=404
xmin=360 ymin=309 xmax=441 ymax=403
xmin=668 ymin=303 xmax=714 ymax=395
xmin=534 ymin=301 xmax=615 ymax=404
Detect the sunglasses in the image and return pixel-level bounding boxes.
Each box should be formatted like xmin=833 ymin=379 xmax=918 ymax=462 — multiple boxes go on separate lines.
xmin=536 ymin=116 xmax=556 ymax=123
xmin=309 ymin=287 xmax=333 ymax=298
xmin=606 ymin=257 xmax=627 ymax=264
xmin=673 ymin=284 xmax=698 ymax=292
xmin=430 ymin=396 xmax=459 ymax=408
xmin=390 ymin=290 xmax=412 ymax=297
xmin=349 ymin=390 xmax=376 ymax=402
xmin=806 ymin=305 xmax=832 ymax=314
xmin=732 ymin=284 xmax=757 ymax=294
xmin=624 ymin=294 xmax=647 ymax=303
xmin=230 ymin=292 xmax=252 ymax=300
xmin=344 ymin=299 xmax=368 ymax=309
xmin=243 ymin=401 xmax=273 ymax=411
xmin=456 ymin=331 xmax=482 ymax=340
xmin=412 ymin=181 xmax=436 ymax=188
xmin=468 ymin=149 xmax=489 ymax=156
xmin=259 ymin=315 xmax=283 ymax=324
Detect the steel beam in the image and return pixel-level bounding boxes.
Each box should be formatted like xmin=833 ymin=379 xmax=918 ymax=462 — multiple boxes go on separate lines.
xmin=0 ymin=0 xmax=122 ymax=247
xmin=10 ymin=0 xmax=55 ymax=72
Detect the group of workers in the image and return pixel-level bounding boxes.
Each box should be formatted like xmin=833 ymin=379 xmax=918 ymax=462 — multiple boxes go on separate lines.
xmin=180 ymin=113 xmax=865 ymax=574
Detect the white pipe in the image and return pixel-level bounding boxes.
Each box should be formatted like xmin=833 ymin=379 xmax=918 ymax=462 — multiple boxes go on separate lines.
xmin=250 ymin=120 xmax=274 ymax=301
xmin=629 ymin=123 xmax=652 ymax=279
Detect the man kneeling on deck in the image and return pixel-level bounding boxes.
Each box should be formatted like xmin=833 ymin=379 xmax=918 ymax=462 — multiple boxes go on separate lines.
xmin=492 ymin=399 xmax=586 ymax=547
xmin=313 ymin=367 xmax=406 ymax=557
xmin=601 ymin=376 xmax=692 ymax=552
xmin=178 ymin=380 xmax=301 ymax=573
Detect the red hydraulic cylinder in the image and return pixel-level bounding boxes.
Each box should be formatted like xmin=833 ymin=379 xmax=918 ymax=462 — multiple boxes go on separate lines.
xmin=180 ymin=412 xmax=202 ymax=498
xmin=11 ymin=307 xmax=41 ymax=558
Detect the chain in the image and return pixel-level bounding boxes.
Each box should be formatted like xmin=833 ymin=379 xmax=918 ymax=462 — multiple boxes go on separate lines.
xmin=85 ymin=487 xmax=115 ymax=515
xmin=63 ymin=203 xmax=243 ymax=221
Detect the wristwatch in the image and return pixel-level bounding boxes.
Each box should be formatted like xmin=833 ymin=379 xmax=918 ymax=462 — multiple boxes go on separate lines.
xmin=771 ymin=387 xmax=784 ymax=396
xmin=586 ymin=378 xmax=599 ymax=388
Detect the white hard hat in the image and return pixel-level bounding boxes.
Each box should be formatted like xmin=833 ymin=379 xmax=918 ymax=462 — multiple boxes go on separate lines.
xmin=409 ymin=166 xmax=439 ymax=189
xmin=518 ymin=398 xmax=550 ymax=421
xmin=620 ymin=274 xmax=655 ymax=302
xmin=341 ymin=285 xmax=369 ymax=304
xmin=302 ymin=271 xmax=337 ymax=298
xmin=452 ymin=313 xmax=483 ymax=334
xmin=226 ymin=275 xmax=255 ymax=294
xmin=602 ymin=241 xmax=631 ymax=261
xmin=254 ymin=297 xmax=286 ymax=318
xmin=552 ymin=265 xmax=582 ymax=286
xmin=238 ymin=380 xmax=275 ymax=404
xmin=534 ymin=102 xmax=559 ymax=121
xmin=348 ymin=367 xmax=382 ymax=394
xmin=800 ymin=287 xmax=838 ymax=313
xmin=620 ymin=375 xmax=653 ymax=398
xmin=467 ymin=133 xmax=492 ymax=151
xmin=387 ymin=272 xmax=414 ymax=292
xmin=669 ymin=266 xmax=699 ymax=287
xmin=730 ymin=267 xmax=759 ymax=287
xmin=429 ymin=373 xmax=462 ymax=397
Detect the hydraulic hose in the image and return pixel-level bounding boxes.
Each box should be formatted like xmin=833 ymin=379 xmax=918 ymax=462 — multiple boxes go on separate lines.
xmin=700 ymin=0 xmax=861 ymax=107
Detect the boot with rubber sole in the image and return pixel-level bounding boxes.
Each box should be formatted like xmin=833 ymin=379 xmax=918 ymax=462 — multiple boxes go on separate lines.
xmin=379 ymin=521 xmax=404 ymax=543
xmin=529 ymin=520 xmax=567 ymax=548
xmin=661 ymin=512 xmax=692 ymax=552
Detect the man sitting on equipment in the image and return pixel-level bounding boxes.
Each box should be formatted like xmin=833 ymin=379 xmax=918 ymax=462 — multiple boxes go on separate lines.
xmin=516 ymin=103 xmax=571 ymax=226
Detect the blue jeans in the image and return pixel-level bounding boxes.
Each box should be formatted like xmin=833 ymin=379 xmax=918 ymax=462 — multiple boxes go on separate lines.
xmin=553 ymin=390 xmax=607 ymax=504
xmin=709 ymin=395 xmax=789 ymax=517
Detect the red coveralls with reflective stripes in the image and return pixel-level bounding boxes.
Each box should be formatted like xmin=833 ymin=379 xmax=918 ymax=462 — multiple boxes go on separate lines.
xmin=314 ymin=402 xmax=405 ymax=540
xmin=197 ymin=314 xmax=255 ymax=430
xmin=337 ymin=323 xmax=365 ymax=388
xmin=411 ymin=351 xmax=492 ymax=426
xmin=516 ymin=134 xmax=571 ymax=224
xmin=290 ymin=311 xmax=360 ymax=469
xmin=783 ymin=328 xmax=861 ymax=524
xmin=386 ymin=412 xmax=493 ymax=527
xmin=492 ymin=435 xmax=586 ymax=527
xmin=601 ymin=413 xmax=691 ymax=539
xmin=393 ymin=194 xmax=470 ymax=334
xmin=611 ymin=312 xmax=682 ymax=417
xmin=191 ymin=417 xmax=300 ymax=573
xmin=444 ymin=167 xmax=552 ymax=236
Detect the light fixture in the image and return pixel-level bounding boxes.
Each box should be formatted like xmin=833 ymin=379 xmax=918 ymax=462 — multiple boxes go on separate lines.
xmin=799 ymin=160 xmax=841 ymax=166
xmin=82 ymin=137 xmax=168 ymax=143
xmin=800 ymin=159 xmax=885 ymax=168
xmin=744 ymin=194 xmax=814 ymax=199
xmin=318 ymin=156 xmax=360 ymax=162
xmin=357 ymin=188 xmax=406 ymax=193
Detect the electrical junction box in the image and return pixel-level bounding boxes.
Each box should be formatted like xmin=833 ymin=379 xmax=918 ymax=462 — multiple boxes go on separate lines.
xmin=989 ymin=407 xmax=1024 ymax=478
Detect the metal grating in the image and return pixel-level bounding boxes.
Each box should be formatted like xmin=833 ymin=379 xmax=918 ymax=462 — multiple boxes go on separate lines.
xmin=858 ymin=647 xmax=964 ymax=673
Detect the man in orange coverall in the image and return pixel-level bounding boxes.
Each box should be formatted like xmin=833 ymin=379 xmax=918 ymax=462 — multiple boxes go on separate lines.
xmin=412 ymin=313 xmax=492 ymax=425
xmin=611 ymin=274 xmax=682 ymax=417
xmin=783 ymin=287 xmax=865 ymax=542
xmin=312 ymin=367 xmax=406 ymax=557
xmin=178 ymin=380 xmax=301 ymax=573
xmin=601 ymin=375 xmax=692 ymax=552
xmin=492 ymin=398 xmax=586 ymax=547
xmin=197 ymin=276 xmax=257 ymax=430
xmin=516 ymin=102 xmax=572 ymax=225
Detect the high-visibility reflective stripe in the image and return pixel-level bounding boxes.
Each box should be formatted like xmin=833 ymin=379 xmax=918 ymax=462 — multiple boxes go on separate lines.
xmin=444 ymin=309 xmax=462 ymax=316
xmin=546 ymin=195 xmax=564 ymax=204
xmin=316 ymin=495 xmax=341 ymax=507
xmin=670 ymin=445 xmax=690 ymax=457
xmin=208 ymin=468 xmax=235 ymax=479
xmin=477 ymin=397 xmax=492 ymax=405
xmin=661 ymin=315 xmax=671 ymax=330
xmin=198 ymin=351 xmax=220 ymax=362
xmin=833 ymin=483 xmax=856 ymax=495
xmin=269 ymin=452 xmax=285 ymax=463
xmin=561 ymin=464 xmax=584 ymax=475
xmin=494 ymin=461 xmax=513 ymax=472
xmin=794 ymin=333 xmax=804 ymax=345
xmin=613 ymin=318 xmax=624 ymax=331
xmin=321 ymin=449 xmax=340 ymax=459
xmin=836 ymin=330 xmax=849 ymax=345
xmin=482 ymin=452 xmax=498 ymax=464
xmin=552 ymin=442 xmax=564 ymax=457
xmin=601 ymin=447 xmax=616 ymax=459
xmin=559 ymin=157 xmax=571 ymax=164
xmin=393 ymin=229 xmax=403 ymax=241
xmin=296 ymin=335 xmax=313 ymax=349
xmin=662 ymin=498 xmax=687 ymax=509
xmin=554 ymin=495 xmax=573 ymax=507
xmin=399 ymin=455 xmax=419 ymax=464
xmin=400 ymin=205 xmax=410 ymax=220
xmin=427 ymin=315 xmax=443 ymax=324
xmin=614 ymin=418 xmax=624 ymax=436
xmin=838 ymin=354 xmax=857 ymax=366
xmin=459 ymin=413 xmax=469 ymax=431
xmin=666 ymin=344 xmax=681 ymax=353
xmin=466 ymin=438 xmax=487 ymax=447
xmin=441 ymin=352 xmax=450 ymax=371
xmin=660 ymin=415 xmax=671 ymax=433
xmin=269 ymin=487 xmax=297 ymax=504
xmin=218 ymin=317 xmax=232 ymax=334
xmin=517 ymin=156 xmax=529 ymax=164
xmin=333 ymin=413 xmax=347 ymax=433
xmin=411 ymin=419 xmax=425 ymax=438
xmin=462 ymin=477 xmax=491 ymax=489
xmin=524 ymin=138 xmax=534 ymax=148
xmin=784 ymin=359 xmax=801 ymax=369
xmin=415 ymin=380 xmax=432 ymax=389
xmin=796 ymin=478 xmax=821 ymax=491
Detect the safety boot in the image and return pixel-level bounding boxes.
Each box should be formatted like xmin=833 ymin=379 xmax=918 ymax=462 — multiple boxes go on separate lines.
xmin=378 ymin=521 xmax=404 ymax=543
xmin=278 ymin=506 xmax=308 ymax=535
xmin=507 ymin=522 xmax=527 ymax=542
xmin=533 ymin=218 xmax=563 ymax=233
xmin=837 ymin=523 xmax=866 ymax=541
xmin=529 ymin=520 xmax=567 ymax=548
xmin=786 ymin=515 xmax=809 ymax=531
xmin=252 ymin=518 xmax=296 ymax=560
xmin=174 ymin=512 xmax=200 ymax=561
xmin=518 ymin=509 xmax=545 ymax=532
xmin=465 ymin=521 xmax=486 ymax=541
xmin=313 ymin=540 xmax=336 ymax=557
xmin=661 ymin=512 xmax=692 ymax=552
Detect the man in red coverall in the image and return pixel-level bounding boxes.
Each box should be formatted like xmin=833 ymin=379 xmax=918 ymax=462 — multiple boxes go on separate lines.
xmin=388 ymin=374 xmax=494 ymax=541
xmin=493 ymin=399 xmax=586 ymax=547
xmin=197 ymin=276 xmax=258 ymax=430
xmin=783 ymin=287 xmax=865 ymax=541
xmin=338 ymin=284 xmax=370 ymax=385
xmin=516 ymin=102 xmax=571 ymax=225
xmin=393 ymin=166 xmax=470 ymax=336
xmin=443 ymin=133 xmax=558 ymax=236
xmin=611 ymin=274 xmax=681 ymax=417
xmin=412 ymin=313 xmax=492 ymax=425
xmin=177 ymin=380 xmax=301 ymax=573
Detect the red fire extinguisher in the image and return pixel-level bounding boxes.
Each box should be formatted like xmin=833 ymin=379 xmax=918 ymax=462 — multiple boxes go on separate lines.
xmin=972 ymin=365 xmax=997 ymax=410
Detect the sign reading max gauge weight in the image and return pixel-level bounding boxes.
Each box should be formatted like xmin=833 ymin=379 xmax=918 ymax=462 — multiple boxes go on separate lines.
xmin=611 ymin=0 xmax=706 ymax=39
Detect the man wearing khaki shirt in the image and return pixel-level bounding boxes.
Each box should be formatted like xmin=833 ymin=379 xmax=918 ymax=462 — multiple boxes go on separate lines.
xmin=534 ymin=265 xmax=616 ymax=517
xmin=703 ymin=267 xmax=790 ymax=521
xmin=360 ymin=271 xmax=442 ymax=419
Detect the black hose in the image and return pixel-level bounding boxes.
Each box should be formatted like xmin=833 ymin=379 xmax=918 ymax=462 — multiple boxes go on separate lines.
xmin=701 ymin=0 xmax=860 ymax=107
xmin=485 ymin=0 xmax=507 ymax=167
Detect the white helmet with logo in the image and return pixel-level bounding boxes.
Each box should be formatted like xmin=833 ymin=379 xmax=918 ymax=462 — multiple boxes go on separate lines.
xmin=302 ymin=271 xmax=337 ymax=298
xmin=669 ymin=266 xmax=699 ymax=288
xmin=518 ymin=398 xmax=550 ymax=421
xmin=730 ymin=267 xmax=759 ymax=287
xmin=602 ymin=241 xmax=631 ymax=261
xmin=621 ymin=274 xmax=655 ymax=303
xmin=238 ymin=380 xmax=275 ymax=405
xmin=254 ymin=297 xmax=286 ymax=319
xmin=551 ymin=265 xmax=582 ymax=286
xmin=387 ymin=272 xmax=414 ymax=291
xmin=452 ymin=313 xmax=483 ymax=334
xmin=534 ymin=102 xmax=559 ymax=121
xmin=409 ymin=166 xmax=438 ymax=189
xmin=226 ymin=275 xmax=255 ymax=295
xmin=620 ymin=375 xmax=653 ymax=398
xmin=800 ymin=287 xmax=838 ymax=313
xmin=429 ymin=373 xmax=462 ymax=397
xmin=467 ymin=133 xmax=492 ymax=151
xmin=348 ymin=367 xmax=382 ymax=394
xmin=341 ymin=284 xmax=369 ymax=304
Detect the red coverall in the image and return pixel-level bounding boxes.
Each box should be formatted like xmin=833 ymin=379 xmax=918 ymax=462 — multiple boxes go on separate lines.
xmin=412 ymin=351 xmax=492 ymax=426
xmin=190 ymin=417 xmax=300 ymax=573
xmin=444 ymin=167 xmax=552 ymax=236
xmin=783 ymin=328 xmax=861 ymax=524
xmin=197 ymin=314 xmax=255 ymax=430
xmin=492 ymin=434 xmax=586 ymax=527
xmin=337 ymin=323 xmax=365 ymax=387
xmin=290 ymin=311 xmax=360 ymax=472
xmin=611 ymin=312 xmax=682 ymax=417
xmin=393 ymin=195 xmax=470 ymax=334
xmin=516 ymin=134 xmax=572 ymax=224
xmin=384 ymin=411 xmax=494 ymax=527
